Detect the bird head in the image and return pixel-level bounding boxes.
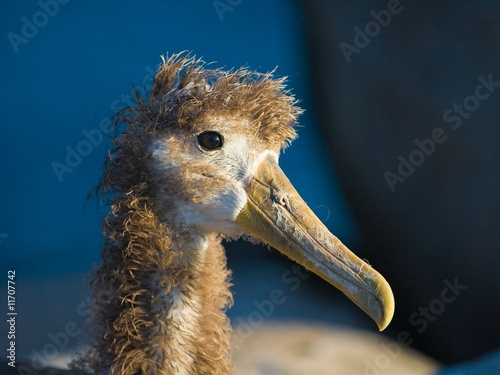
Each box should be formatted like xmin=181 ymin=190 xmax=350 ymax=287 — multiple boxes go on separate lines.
xmin=106 ymin=53 xmax=394 ymax=331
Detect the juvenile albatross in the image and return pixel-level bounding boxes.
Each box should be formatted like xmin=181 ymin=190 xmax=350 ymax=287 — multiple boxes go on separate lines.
xmin=72 ymin=53 xmax=395 ymax=375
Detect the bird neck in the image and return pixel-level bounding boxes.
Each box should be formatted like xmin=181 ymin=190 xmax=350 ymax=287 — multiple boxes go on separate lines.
xmin=78 ymin=198 xmax=233 ymax=375
xmin=151 ymin=231 xmax=233 ymax=375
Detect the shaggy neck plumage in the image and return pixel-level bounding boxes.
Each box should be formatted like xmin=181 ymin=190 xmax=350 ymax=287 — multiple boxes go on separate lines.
xmin=74 ymin=196 xmax=233 ymax=374
xmin=70 ymin=52 xmax=302 ymax=375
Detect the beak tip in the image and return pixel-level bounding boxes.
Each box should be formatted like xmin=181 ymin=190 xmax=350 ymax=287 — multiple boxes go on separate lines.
xmin=376 ymin=311 xmax=394 ymax=332
xmin=356 ymin=273 xmax=395 ymax=331
xmin=374 ymin=281 xmax=395 ymax=332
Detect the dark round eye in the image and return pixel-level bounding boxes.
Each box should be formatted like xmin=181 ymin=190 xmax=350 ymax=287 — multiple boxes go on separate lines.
xmin=197 ymin=131 xmax=224 ymax=150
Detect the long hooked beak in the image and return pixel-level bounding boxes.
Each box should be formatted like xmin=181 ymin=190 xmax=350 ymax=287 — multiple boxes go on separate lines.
xmin=235 ymin=155 xmax=394 ymax=331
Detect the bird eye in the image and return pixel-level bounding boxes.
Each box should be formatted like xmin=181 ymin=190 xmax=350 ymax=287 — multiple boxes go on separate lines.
xmin=197 ymin=131 xmax=224 ymax=150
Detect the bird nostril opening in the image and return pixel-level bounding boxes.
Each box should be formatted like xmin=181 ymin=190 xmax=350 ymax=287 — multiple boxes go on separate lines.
xmin=271 ymin=190 xmax=290 ymax=209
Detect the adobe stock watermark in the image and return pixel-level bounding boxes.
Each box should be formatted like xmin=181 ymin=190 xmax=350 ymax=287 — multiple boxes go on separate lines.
xmin=359 ymin=277 xmax=467 ymax=375
xmin=232 ymin=264 xmax=309 ymax=342
xmin=384 ymin=73 xmax=500 ymax=192
xmin=213 ymin=0 xmax=243 ymax=21
xmin=339 ymin=0 xmax=407 ymax=63
xmin=7 ymin=0 xmax=71 ymax=54
xmin=51 ymin=65 xmax=156 ymax=183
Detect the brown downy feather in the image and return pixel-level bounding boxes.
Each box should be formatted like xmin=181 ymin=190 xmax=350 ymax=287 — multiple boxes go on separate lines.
xmin=71 ymin=52 xmax=301 ymax=374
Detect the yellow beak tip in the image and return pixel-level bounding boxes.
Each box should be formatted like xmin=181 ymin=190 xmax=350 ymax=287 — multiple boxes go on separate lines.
xmin=374 ymin=281 xmax=395 ymax=331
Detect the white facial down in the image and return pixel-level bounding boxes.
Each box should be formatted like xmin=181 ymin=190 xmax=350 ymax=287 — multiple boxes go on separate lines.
xmin=149 ymin=116 xmax=279 ymax=237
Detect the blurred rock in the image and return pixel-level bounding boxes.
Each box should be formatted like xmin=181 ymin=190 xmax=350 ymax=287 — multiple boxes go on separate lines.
xmin=232 ymin=323 xmax=439 ymax=375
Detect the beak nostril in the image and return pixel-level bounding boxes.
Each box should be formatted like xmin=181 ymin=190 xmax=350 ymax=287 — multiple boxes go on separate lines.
xmin=271 ymin=190 xmax=290 ymax=209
